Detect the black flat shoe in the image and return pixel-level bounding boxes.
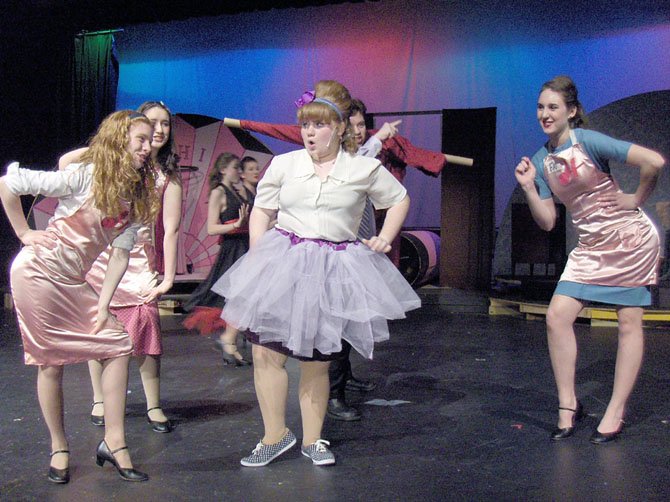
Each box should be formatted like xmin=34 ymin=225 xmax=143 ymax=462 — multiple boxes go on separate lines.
xmin=345 ymin=376 xmax=376 ymax=393
xmin=96 ymin=440 xmax=148 ymax=482
xmin=327 ymin=398 xmax=362 ymax=421
xmin=91 ymin=401 xmax=105 ymax=426
xmin=550 ymin=400 xmax=584 ymax=441
xmin=146 ymin=406 xmax=173 ymax=433
xmin=47 ymin=449 xmax=70 ymax=484
xmin=590 ymin=422 xmax=624 ymax=444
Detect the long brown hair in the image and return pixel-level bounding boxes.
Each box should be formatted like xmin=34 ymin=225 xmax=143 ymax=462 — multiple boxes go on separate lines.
xmin=81 ymin=110 xmax=161 ymax=224
xmin=137 ymin=101 xmax=182 ymax=185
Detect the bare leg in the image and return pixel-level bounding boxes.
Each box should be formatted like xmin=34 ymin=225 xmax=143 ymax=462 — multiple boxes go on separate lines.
xmin=37 ymin=365 xmax=68 ymax=470
xmin=88 ymin=359 xmax=104 ymax=417
xmin=101 ymin=355 xmax=134 ymax=468
xmin=298 ymin=360 xmax=330 ymax=446
xmin=545 ymin=294 xmax=584 ymax=428
xmin=137 ymin=355 xmax=167 ymax=422
xmin=598 ymin=306 xmax=644 ymax=432
xmin=252 ymin=344 xmax=289 ymax=444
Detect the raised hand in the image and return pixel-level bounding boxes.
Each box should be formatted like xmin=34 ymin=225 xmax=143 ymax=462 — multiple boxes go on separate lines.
xmin=374 ymin=120 xmax=402 ymax=142
xmin=514 ymin=156 xmax=536 ymax=188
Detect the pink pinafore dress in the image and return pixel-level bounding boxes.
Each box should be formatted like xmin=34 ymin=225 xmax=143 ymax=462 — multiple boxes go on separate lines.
xmin=10 ymin=197 xmax=134 ymax=365
xmin=543 ymin=130 xmax=660 ymax=304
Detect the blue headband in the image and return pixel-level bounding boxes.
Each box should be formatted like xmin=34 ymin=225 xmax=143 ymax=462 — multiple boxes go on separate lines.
xmin=313 ymin=98 xmax=343 ymax=121
xmin=295 ymin=90 xmax=344 ymax=121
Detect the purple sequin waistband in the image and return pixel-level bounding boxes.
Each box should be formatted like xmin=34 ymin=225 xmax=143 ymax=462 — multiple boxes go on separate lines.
xmin=276 ymin=227 xmax=358 ymax=251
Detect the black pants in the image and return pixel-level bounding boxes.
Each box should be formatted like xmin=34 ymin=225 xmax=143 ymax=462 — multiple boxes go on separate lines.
xmin=328 ymin=340 xmax=352 ymax=400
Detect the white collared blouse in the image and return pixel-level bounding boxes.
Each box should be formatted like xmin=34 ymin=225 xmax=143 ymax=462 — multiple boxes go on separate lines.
xmin=254 ymin=148 xmax=407 ymax=242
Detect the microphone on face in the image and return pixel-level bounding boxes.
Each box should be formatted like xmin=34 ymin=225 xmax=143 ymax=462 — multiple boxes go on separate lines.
xmin=325 ymin=127 xmax=338 ymax=149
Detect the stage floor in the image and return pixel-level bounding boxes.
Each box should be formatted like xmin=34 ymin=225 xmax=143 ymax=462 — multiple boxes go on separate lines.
xmin=1 ymin=299 xmax=669 ymax=500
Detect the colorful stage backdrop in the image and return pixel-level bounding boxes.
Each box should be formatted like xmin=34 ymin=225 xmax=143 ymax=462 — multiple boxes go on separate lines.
xmin=112 ymin=0 xmax=670 ymax=228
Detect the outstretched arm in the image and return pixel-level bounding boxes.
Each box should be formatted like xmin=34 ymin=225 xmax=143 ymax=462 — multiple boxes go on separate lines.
xmin=225 ymin=118 xmax=303 ymax=146
xmin=380 ymin=133 xmax=473 ymax=175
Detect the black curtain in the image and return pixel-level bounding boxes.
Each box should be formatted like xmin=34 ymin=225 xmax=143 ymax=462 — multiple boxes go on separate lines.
xmin=71 ymin=33 xmax=119 ymax=146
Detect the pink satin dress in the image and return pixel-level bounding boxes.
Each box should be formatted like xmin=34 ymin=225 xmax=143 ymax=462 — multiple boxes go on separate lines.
xmin=544 ymin=130 xmax=660 ymax=296
xmin=85 ymin=171 xmax=167 ymax=356
xmin=10 ymin=198 xmax=133 ymax=366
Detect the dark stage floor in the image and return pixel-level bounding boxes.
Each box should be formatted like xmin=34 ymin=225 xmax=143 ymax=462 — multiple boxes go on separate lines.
xmin=1 ymin=297 xmax=669 ymax=501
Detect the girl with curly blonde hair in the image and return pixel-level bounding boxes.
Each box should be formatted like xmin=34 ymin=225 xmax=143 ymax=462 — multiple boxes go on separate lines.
xmin=0 ymin=110 xmax=160 ymax=483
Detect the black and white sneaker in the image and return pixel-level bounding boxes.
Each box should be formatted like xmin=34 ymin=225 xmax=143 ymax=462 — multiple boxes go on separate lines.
xmin=301 ymin=439 xmax=336 ymax=466
xmin=240 ymin=429 xmax=297 ymax=467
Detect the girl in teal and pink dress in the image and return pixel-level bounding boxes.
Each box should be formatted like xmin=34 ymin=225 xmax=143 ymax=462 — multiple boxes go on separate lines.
xmin=515 ymin=76 xmax=665 ymax=444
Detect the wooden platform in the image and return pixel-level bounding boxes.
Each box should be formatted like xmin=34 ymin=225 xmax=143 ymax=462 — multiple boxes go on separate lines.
xmin=489 ymin=297 xmax=670 ymax=327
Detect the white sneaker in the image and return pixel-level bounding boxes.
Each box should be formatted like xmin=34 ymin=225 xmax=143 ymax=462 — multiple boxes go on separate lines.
xmin=240 ymin=429 xmax=297 ymax=467
xmin=301 ymin=439 xmax=336 ymax=466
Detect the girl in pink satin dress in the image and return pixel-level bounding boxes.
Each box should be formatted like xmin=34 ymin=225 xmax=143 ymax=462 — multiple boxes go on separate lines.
xmin=515 ymin=76 xmax=665 ymax=444
xmin=0 ymin=111 xmax=162 ymax=483
xmin=61 ymin=102 xmax=183 ymax=433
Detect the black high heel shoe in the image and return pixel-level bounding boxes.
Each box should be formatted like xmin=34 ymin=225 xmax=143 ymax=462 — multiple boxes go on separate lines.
xmin=550 ymin=400 xmax=584 ymax=440
xmin=146 ymin=406 xmax=173 ymax=433
xmin=590 ymin=421 xmax=624 ymax=444
xmin=91 ymin=401 xmax=105 ymax=426
xmin=215 ymin=339 xmax=252 ymax=367
xmin=95 ymin=440 xmax=148 ymax=482
xmin=47 ymin=449 xmax=70 ymax=484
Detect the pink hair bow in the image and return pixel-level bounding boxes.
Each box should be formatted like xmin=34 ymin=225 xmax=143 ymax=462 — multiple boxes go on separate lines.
xmin=294 ymin=90 xmax=315 ymax=108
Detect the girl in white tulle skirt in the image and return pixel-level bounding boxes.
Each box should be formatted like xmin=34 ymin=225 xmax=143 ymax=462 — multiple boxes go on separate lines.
xmin=212 ymin=80 xmax=420 ymax=467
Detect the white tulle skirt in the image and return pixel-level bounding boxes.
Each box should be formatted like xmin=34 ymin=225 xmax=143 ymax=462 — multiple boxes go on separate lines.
xmin=211 ymin=227 xmax=421 ymax=360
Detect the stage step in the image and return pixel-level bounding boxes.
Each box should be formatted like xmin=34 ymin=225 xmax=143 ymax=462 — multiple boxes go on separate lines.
xmin=489 ymin=297 xmax=670 ymax=327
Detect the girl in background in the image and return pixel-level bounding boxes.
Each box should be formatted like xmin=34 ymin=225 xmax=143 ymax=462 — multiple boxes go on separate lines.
xmin=183 ymin=153 xmax=252 ymax=366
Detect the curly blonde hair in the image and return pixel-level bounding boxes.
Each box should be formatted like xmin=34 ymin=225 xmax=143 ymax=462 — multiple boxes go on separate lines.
xmin=297 ymin=80 xmax=358 ymax=154
xmin=80 ymin=110 xmax=161 ymax=225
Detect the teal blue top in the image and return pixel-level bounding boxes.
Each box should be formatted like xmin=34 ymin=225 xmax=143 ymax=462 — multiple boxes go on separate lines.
xmin=531 ymin=128 xmax=632 ymax=200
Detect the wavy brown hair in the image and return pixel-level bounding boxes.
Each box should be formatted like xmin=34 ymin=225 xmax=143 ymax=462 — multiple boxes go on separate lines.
xmin=297 ymin=80 xmax=358 ymax=154
xmin=208 ymin=152 xmax=240 ymax=193
xmin=80 ymin=110 xmax=161 ymax=225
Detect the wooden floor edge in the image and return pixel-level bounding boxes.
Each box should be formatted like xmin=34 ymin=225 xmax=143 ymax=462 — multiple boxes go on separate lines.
xmin=489 ymin=297 xmax=670 ymax=325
